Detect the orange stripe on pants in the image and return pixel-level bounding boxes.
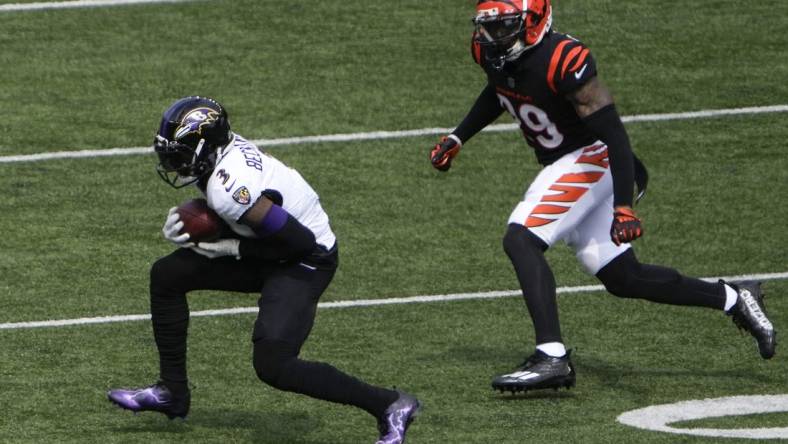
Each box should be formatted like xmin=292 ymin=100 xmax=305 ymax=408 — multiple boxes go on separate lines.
xmin=542 ymin=184 xmax=589 ymax=203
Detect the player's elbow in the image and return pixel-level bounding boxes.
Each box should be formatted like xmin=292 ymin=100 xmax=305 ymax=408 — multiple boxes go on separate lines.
xmin=240 ymin=215 xmax=316 ymax=261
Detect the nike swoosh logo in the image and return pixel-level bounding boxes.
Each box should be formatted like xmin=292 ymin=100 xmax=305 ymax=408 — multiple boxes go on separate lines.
xmin=224 ymin=179 xmax=236 ymax=192
xmin=574 ymin=64 xmax=588 ymax=80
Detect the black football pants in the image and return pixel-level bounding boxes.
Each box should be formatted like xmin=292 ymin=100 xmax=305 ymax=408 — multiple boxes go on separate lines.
xmin=148 ymin=246 xmax=397 ymax=418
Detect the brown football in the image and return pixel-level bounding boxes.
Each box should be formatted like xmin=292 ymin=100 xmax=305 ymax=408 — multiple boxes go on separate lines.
xmin=175 ymin=198 xmax=224 ymax=242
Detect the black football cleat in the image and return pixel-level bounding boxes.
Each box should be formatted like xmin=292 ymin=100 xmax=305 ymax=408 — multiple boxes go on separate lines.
xmin=725 ymin=280 xmax=776 ymax=359
xmin=491 ymin=349 xmax=575 ymax=393
xmin=108 ymin=381 xmax=191 ymax=419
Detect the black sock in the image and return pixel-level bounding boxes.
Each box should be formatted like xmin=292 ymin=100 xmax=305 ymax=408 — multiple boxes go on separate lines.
xmin=161 ymin=379 xmax=189 ymax=397
xmin=275 ymin=358 xmax=398 ymax=418
xmin=150 ymin=287 xmax=190 ymax=384
xmin=503 ymin=224 xmax=562 ymax=344
xmin=597 ymin=250 xmax=726 ymax=309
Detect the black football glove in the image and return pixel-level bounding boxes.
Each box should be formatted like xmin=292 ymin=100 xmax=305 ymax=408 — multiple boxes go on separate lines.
xmin=430 ymin=135 xmax=462 ymax=171
xmin=610 ymin=206 xmax=643 ymax=246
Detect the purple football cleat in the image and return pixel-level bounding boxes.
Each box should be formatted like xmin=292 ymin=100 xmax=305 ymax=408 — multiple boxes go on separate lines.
xmin=107 ymin=382 xmax=190 ymax=419
xmin=376 ymin=390 xmax=421 ymax=444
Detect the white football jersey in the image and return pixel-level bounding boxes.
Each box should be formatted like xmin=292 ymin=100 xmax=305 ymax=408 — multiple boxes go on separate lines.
xmin=203 ymin=134 xmax=336 ymax=249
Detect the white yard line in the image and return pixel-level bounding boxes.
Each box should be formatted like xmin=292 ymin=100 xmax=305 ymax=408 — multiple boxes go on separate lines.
xmin=1 ymin=271 xmax=786 ymax=330
xmin=618 ymin=395 xmax=788 ymax=439
xmin=2 ymin=104 xmax=787 ymax=164
xmin=0 ymin=0 xmax=195 ymax=12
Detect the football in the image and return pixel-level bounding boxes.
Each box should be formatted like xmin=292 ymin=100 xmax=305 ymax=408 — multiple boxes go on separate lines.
xmin=175 ymin=198 xmax=224 ymax=242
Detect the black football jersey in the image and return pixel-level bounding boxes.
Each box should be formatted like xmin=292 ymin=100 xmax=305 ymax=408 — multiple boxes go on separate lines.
xmin=473 ymin=30 xmax=599 ymax=165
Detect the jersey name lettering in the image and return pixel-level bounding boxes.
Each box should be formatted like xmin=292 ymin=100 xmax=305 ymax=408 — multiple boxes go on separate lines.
xmin=238 ymin=144 xmax=263 ymax=171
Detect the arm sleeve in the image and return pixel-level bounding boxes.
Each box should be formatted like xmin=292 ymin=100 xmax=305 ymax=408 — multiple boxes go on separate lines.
xmin=238 ymin=214 xmax=317 ymax=261
xmin=581 ymin=104 xmax=634 ymax=207
xmin=452 ymin=84 xmax=504 ymax=143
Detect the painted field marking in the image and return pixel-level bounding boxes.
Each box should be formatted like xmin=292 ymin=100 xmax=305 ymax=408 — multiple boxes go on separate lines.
xmin=0 ymin=0 xmax=196 ymax=12
xmin=618 ymin=395 xmax=788 ymax=439
xmin=1 ymin=271 xmax=786 ymax=330
xmin=2 ymin=104 xmax=787 ymax=164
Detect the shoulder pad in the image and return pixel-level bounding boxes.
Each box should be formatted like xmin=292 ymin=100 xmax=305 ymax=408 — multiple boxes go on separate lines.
xmin=546 ymin=37 xmax=595 ymax=94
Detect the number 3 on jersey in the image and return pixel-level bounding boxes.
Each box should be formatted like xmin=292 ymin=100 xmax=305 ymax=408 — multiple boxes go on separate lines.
xmin=498 ymin=94 xmax=564 ymax=149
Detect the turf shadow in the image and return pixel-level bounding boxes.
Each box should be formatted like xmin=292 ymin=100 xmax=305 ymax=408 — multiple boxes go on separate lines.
xmin=110 ymin=409 xmax=326 ymax=444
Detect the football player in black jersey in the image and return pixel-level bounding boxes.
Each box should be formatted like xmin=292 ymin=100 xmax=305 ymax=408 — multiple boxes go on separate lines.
xmin=430 ymin=0 xmax=776 ymax=393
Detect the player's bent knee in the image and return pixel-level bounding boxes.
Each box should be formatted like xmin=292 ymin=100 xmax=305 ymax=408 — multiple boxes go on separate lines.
xmin=150 ymin=255 xmax=183 ymax=287
xmin=600 ymin=274 xmax=638 ymax=299
xmin=596 ymin=250 xmax=640 ymax=298
xmin=502 ymin=224 xmax=547 ymax=258
xmin=149 ymin=250 xmax=198 ymax=292
xmin=252 ymin=339 xmax=298 ymax=387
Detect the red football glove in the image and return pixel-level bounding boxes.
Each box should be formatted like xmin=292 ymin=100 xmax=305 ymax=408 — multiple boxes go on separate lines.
xmin=430 ymin=135 xmax=462 ymax=171
xmin=610 ymin=206 xmax=643 ymax=246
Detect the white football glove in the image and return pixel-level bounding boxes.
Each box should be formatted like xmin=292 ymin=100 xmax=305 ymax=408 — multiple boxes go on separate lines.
xmin=162 ymin=207 xmax=190 ymax=246
xmin=189 ymin=239 xmax=241 ymax=260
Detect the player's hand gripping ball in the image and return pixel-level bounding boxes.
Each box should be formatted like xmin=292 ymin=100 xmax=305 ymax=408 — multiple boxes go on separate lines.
xmin=174 ymin=198 xmax=225 ymax=243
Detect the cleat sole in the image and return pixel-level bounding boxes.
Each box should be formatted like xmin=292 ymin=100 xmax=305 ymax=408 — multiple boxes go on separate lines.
xmin=492 ymin=374 xmax=576 ymax=393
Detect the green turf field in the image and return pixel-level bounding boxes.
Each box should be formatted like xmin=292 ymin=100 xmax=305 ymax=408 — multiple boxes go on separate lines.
xmin=1 ymin=0 xmax=787 ymax=443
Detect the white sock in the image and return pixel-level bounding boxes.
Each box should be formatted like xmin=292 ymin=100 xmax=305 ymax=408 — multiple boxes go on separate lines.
xmin=536 ymin=342 xmax=567 ymax=357
xmin=723 ymin=284 xmax=738 ymax=312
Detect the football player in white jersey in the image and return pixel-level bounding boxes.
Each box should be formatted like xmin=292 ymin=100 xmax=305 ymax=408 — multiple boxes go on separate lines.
xmin=108 ymin=97 xmax=419 ymax=444
xmin=430 ymin=0 xmax=776 ymax=393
